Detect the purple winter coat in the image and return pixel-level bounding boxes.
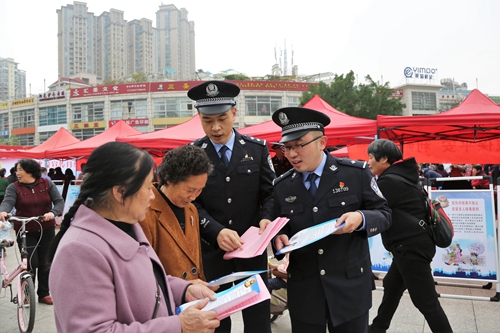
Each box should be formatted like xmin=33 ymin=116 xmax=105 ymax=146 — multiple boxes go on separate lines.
xmin=49 ymin=205 xmax=191 ymax=333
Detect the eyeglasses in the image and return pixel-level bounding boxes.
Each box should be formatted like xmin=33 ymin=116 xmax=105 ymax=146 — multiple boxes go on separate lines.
xmin=282 ymin=136 xmax=323 ymax=154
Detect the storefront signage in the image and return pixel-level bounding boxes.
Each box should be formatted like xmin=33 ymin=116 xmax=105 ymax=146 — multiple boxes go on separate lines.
xmin=11 ymin=97 xmax=35 ymax=107
xmin=0 ymin=102 xmax=8 ymax=110
xmin=390 ymin=89 xmax=404 ymax=98
xmin=70 ymin=121 xmax=106 ymax=130
xmin=70 ymin=80 xmax=311 ymax=99
xmin=404 ymin=67 xmax=438 ymax=80
xmin=109 ymin=118 xmax=150 ymax=127
xmin=39 ymin=90 xmax=66 ymax=101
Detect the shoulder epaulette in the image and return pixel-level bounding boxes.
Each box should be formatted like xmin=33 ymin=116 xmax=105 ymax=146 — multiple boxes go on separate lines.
xmin=337 ymin=158 xmax=367 ymax=169
xmin=190 ymin=138 xmax=204 ymax=146
xmin=273 ymin=168 xmax=294 ymax=186
xmin=240 ymin=134 xmax=266 ymax=146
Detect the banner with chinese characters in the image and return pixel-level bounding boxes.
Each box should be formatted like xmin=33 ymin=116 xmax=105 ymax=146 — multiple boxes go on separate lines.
xmin=109 ymin=119 xmax=149 ymax=127
xmin=429 ymin=189 xmax=497 ymax=281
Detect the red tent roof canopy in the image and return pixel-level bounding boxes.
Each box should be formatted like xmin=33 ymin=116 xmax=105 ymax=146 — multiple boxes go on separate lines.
xmin=239 ymin=94 xmax=377 ymax=146
xmin=116 ymin=114 xmax=206 ymax=151
xmin=377 ymin=89 xmax=500 ymax=144
xmin=0 ymin=127 xmax=80 ymax=159
xmin=46 ymin=121 xmax=142 ymax=159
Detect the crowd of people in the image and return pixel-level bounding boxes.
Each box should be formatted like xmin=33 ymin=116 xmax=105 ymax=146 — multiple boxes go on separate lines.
xmin=4 ymin=80 xmax=500 ymax=332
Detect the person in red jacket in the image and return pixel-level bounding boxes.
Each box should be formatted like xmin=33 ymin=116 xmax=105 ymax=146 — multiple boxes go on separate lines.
xmin=471 ymin=164 xmax=490 ymax=189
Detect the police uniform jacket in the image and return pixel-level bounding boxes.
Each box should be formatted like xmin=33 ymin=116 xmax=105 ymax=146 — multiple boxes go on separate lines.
xmin=273 ymin=153 xmax=392 ymax=326
xmin=192 ymin=130 xmax=275 ymax=278
xmin=140 ymin=186 xmax=205 ymax=281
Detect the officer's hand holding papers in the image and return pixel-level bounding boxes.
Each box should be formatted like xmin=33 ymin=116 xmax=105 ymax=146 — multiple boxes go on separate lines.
xmin=276 ymin=218 xmax=345 ymax=255
xmin=223 ymin=217 xmax=289 ymax=259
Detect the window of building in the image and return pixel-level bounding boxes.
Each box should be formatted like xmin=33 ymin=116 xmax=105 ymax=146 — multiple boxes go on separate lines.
xmin=39 ymin=105 xmax=67 ymax=126
xmin=17 ymin=133 xmax=35 ymax=146
xmin=110 ymin=99 xmax=147 ymax=119
xmin=244 ymin=96 xmax=282 ymax=116
xmin=287 ymin=96 xmax=300 ymax=107
xmin=72 ymin=128 xmax=105 ymax=140
xmin=153 ymin=97 xmax=193 ymax=118
xmin=72 ymin=102 xmax=104 ymax=122
xmin=0 ymin=113 xmax=9 ymax=138
xmin=12 ymin=109 xmax=35 ymax=129
xmin=39 ymin=131 xmax=57 ymax=143
xmin=411 ymin=92 xmax=437 ymax=111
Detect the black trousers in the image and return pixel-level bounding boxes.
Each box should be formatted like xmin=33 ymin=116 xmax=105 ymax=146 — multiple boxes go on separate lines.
xmin=17 ymin=226 xmax=55 ymax=298
xmin=291 ymin=309 xmax=368 ymax=333
xmin=370 ymin=235 xmax=452 ymax=333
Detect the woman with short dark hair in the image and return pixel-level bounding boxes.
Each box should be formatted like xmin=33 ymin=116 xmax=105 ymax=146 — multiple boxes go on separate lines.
xmin=48 ymin=142 xmax=219 ymax=333
xmin=140 ymin=145 xmax=214 ymax=283
xmin=0 ymin=158 xmax=64 ymax=305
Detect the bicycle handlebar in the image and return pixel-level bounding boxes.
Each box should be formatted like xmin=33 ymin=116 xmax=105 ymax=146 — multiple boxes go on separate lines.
xmin=6 ymin=215 xmax=45 ymax=223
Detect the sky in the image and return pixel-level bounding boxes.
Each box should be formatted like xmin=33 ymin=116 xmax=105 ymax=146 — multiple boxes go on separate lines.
xmin=1 ymin=0 xmax=500 ymax=96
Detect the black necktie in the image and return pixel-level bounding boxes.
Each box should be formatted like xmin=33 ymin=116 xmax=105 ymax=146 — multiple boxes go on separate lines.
xmin=308 ymin=173 xmax=318 ymax=198
xmin=219 ymin=145 xmax=229 ymax=167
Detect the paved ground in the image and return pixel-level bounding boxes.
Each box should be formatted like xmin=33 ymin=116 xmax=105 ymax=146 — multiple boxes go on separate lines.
xmin=2 ymin=234 xmax=499 ymax=332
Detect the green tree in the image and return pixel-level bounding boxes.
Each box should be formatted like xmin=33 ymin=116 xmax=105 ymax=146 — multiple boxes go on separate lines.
xmin=131 ymin=72 xmax=148 ymax=83
xmin=7 ymin=135 xmax=20 ymax=146
xmin=301 ymin=71 xmax=405 ymax=119
xmin=224 ymin=74 xmax=250 ymax=80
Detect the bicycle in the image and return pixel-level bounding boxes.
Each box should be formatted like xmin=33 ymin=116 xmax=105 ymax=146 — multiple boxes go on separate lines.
xmin=1 ymin=215 xmax=44 ymax=333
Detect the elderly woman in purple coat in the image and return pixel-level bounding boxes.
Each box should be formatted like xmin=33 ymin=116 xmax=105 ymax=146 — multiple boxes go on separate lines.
xmin=48 ymin=142 xmax=220 ymax=333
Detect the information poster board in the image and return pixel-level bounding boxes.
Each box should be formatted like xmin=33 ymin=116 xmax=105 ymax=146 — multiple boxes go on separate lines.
xmin=63 ymin=185 xmax=81 ymax=215
xmin=429 ymin=189 xmax=497 ymax=281
xmin=370 ymin=234 xmax=391 ymax=273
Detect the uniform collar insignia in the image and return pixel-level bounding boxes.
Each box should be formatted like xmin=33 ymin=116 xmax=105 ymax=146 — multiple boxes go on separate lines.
xmin=239 ymin=139 xmax=245 ymax=145
xmin=330 ymin=165 xmax=338 ymax=172
xmin=292 ymin=172 xmax=298 ymax=178
xmin=285 ymin=196 xmax=296 ymax=203
xmin=351 ymin=160 xmax=356 ymax=164
xmin=201 ymin=143 xmax=207 ymax=149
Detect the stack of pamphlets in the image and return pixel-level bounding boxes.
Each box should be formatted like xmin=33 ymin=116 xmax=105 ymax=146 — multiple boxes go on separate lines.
xmin=176 ymin=274 xmax=270 ymax=320
xmin=223 ymin=217 xmax=289 ymax=259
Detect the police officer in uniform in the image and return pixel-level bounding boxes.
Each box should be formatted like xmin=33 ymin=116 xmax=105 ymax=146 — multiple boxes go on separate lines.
xmin=271 ymin=143 xmax=293 ymax=177
xmin=188 ymin=81 xmax=274 ymax=333
xmin=271 ymin=107 xmax=392 ymax=333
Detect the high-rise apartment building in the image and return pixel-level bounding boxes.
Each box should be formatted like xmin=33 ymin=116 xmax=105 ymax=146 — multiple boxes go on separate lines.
xmin=127 ymin=19 xmax=155 ymax=77
xmin=156 ymin=5 xmax=195 ymax=80
xmin=57 ymin=2 xmax=96 ymax=78
xmin=96 ymin=9 xmax=127 ymax=81
xmin=0 ymin=57 xmax=26 ymax=101
xmin=57 ymin=2 xmax=195 ymax=83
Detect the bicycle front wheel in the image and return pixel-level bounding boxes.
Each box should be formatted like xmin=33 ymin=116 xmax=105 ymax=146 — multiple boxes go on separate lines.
xmin=18 ymin=275 xmax=36 ymax=333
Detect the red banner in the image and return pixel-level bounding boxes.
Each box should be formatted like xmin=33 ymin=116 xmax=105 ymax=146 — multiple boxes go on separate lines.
xmin=70 ymin=80 xmax=311 ymax=98
xmin=109 ymin=118 xmax=150 ymax=127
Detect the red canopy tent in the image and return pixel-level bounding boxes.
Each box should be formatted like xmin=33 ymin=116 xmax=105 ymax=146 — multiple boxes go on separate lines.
xmin=346 ymin=140 xmax=500 ymax=164
xmin=0 ymin=127 xmax=80 ymax=159
xmin=116 ymin=114 xmax=206 ymax=152
xmin=239 ymin=94 xmax=377 ymax=146
xmin=46 ymin=120 xmax=142 ymax=159
xmin=377 ymin=89 xmax=500 ymax=144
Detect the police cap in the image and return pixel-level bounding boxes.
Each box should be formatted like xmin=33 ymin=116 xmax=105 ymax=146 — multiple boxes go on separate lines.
xmin=272 ymin=107 xmax=331 ymax=143
xmin=187 ymin=81 xmax=240 ymax=115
